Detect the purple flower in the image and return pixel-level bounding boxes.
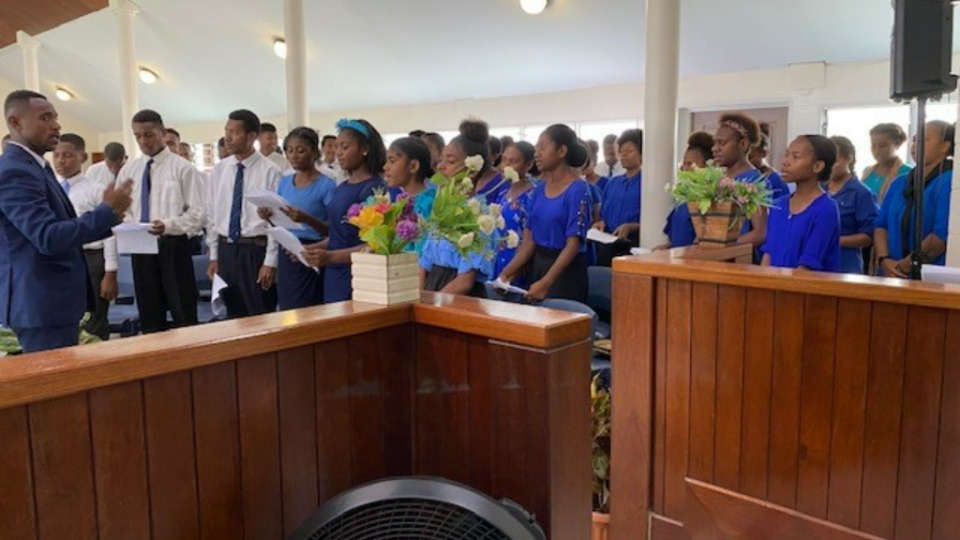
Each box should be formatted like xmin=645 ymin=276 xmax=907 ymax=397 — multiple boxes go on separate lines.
xmin=396 ymin=219 xmax=419 ymax=241
xmin=347 ymin=203 xmax=363 ymax=218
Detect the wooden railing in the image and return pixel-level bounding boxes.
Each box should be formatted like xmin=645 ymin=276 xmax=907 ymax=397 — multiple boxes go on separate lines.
xmin=0 ymin=293 xmax=592 ymax=540
xmin=610 ymin=247 xmax=960 ymax=540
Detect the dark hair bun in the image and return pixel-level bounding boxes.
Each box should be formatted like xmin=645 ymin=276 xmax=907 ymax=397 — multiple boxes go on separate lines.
xmin=568 ymin=139 xmax=589 ymax=169
xmin=459 ymin=119 xmax=489 ymax=144
xmin=687 ymin=131 xmax=714 ymax=149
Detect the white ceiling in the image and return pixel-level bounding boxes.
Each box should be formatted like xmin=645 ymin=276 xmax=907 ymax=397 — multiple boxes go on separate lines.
xmin=0 ymin=0 xmax=954 ymax=133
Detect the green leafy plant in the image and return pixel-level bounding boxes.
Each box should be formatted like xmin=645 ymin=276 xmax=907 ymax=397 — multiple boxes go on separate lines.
xmin=0 ymin=313 xmax=102 ymax=356
xmin=666 ymin=163 xmax=772 ymax=219
xmin=592 ymin=375 xmax=611 ymax=513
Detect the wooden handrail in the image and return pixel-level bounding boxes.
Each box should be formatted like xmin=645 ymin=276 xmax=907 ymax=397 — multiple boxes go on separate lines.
xmin=613 ymin=248 xmax=960 ymax=311
xmin=0 ymin=294 xmax=591 ymax=409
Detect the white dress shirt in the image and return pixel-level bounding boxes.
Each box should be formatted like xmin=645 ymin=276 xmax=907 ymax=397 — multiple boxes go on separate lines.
xmin=116 ymin=147 xmax=204 ymax=237
xmin=86 ymin=161 xmax=118 ymax=188
xmin=206 ymin=151 xmax=281 ymax=267
xmin=318 ymin=160 xmax=346 ymax=185
xmin=264 ymin=151 xmax=289 ymax=173
xmin=596 ymin=161 xmax=626 ymax=179
xmin=62 ymin=173 xmax=118 ymax=272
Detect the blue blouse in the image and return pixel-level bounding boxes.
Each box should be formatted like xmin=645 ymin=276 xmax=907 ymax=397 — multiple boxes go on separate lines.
xmin=875 ymin=168 xmax=953 ymax=265
xmin=419 ymin=236 xmax=493 ymax=280
xmin=526 ymin=179 xmax=592 ymax=253
xmin=599 ymin=172 xmax=641 ymax=233
xmin=323 ymin=176 xmax=386 ymax=303
xmin=277 ymin=173 xmax=336 ymax=242
xmin=663 ymin=204 xmax=697 ymax=248
xmin=762 ymin=170 xmax=789 ymax=201
xmin=494 ymin=186 xmax=534 ymax=282
xmin=736 ymin=169 xmax=766 ymax=235
xmin=828 ymin=178 xmax=878 ymax=273
xmin=761 ymin=192 xmax=841 ymax=272
xmin=476 ymin=173 xmax=510 ymax=205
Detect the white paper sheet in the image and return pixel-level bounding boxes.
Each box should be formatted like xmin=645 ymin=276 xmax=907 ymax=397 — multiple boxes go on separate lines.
xmin=587 ymin=229 xmax=621 ymax=245
xmin=112 ymin=222 xmax=159 ymax=255
xmin=922 ymin=264 xmax=960 ymax=285
xmin=630 ymin=247 xmax=651 ymax=256
xmin=487 ymin=277 xmax=528 ymax=296
xmin=245 ymin=190 xmax=303 ymax=230
xmin=210 ymin=273 xmax=228 ymax=317
xmin=265 ymin=226 xmax=315 ymax=269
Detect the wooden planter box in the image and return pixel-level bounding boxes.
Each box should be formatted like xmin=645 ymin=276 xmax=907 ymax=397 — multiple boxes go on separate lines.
xmin=687 ymin=201 xmax=743 ymax=247
xmin=591 ymin=512 xmax=609 ymax=540
xmin=350 ymin=251 xmax=420 ymax=305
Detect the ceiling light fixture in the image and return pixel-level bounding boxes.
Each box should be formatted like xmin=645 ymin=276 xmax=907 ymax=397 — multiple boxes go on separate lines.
xmin=520 ymin=0 xmax=550 ymax=15
xmin=138 ymin=67 xmax=158 ymax=84
xmin=273 ymin=38 xmax=287 ymax=59
xmin=54 ymin=87 xmax=74 ymax=102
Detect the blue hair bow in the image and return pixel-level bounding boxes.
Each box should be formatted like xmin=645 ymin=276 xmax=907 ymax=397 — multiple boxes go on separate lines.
xmin=335 ymin=118 xmax=370 ymax=138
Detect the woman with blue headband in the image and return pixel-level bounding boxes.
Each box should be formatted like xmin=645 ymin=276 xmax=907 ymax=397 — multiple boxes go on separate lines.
xmin=302 ymin=119 xmax=387 ymax=302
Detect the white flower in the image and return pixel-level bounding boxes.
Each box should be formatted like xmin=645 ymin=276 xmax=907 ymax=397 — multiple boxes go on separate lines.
xmin=503 ymin=166 xmax=520 ymax=184
xmin=505 ymin=230 xmax=520 ymax=249
xmin=467 ymin=198 xmax=482 ymax=215
xmin=477 ymin=215 xmax=496 ymax=235
xmin=488 ymin=203 xmax=502 ymax=218
xmin=496 ymin=215 xmax=505 ymax=230
xmin=465 ymin=155 xmax=484 ymax=174
xmin=458 ymin=232 xmax=475 ymax=248
xmin=663 ymin=182 xmax=674 ymax=193
xmin=459 ymin=176 xmax=474 ymax=193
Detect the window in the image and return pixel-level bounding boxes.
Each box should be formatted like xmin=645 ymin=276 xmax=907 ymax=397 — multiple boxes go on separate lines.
xmin=578 ymin=120 xmax=641 ymax=146
xmin=826 ymin=105 xmax=911 ymax=171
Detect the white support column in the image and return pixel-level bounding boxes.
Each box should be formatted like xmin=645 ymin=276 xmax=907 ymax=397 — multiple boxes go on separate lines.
xmin=283 ymin=0 xmax=308 ymax=129
xmin=110 ymin=0 xmax=140 ymax=158
xmin=639 ymin=0 xmax=681 ymax=249
xmin=15 ymin=31 xmax=41 ymax=92
xmin=947 ymin=98 xmax=960 ymax=266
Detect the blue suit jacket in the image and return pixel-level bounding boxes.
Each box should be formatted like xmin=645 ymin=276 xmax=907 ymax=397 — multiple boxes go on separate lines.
xmin=0 ymin=144 xmax=118 ymax=328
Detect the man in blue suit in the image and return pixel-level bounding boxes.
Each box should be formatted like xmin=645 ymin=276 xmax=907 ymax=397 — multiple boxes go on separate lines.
xmin=0 ymin=90 xmax=133 ymax=353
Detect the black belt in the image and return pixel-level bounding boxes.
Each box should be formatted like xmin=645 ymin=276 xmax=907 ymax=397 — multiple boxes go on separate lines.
xmin=219 ymin=235 xmax=267 ymax=247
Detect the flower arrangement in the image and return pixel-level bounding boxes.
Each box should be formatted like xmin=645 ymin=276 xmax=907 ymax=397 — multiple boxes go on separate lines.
xmin=592 ymin=375 xmax=611 ymax=514
xmin=503 ymin=166 xmax=521 ymax=184
xmin=347 ymin=191 xmax=420 ymax=255
xmin=665 ymin=163 xmax=772 ymax=220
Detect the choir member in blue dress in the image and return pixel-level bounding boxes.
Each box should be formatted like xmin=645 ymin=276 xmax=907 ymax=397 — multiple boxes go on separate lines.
xmin=593 ymin=129 xmax=643 ymax=266
xmin=494 ymin=141 xmax=537 ymax=288
xmin=861 ymin=123 xmax=910 ymax=203
xmin=384 ymin=136 xmax=436 ymax=250
xmin=712 ymin=112 xmax=768 ymax=248
xmin=420 ymin=132 xmax=446 ymax=171
xmin=499 ymin=124 xmax=593 ymax=302
xmin=582 ymin=146 xmax=606 ymax=223
xmin=257 ymin=127 xmax=335 ymax=310
xmin=655 ymin=132 xmax=714 ymax=251
xmin=302 ymin=119 xmax=386 ymax=302
xmin=825 ymin=136 xmax=878 ymax=274
xmin=750 ymin=121 xmax=790 ymax=198
xmin=761 ymin=135 xmax=841 ymax=272
xmin=438 ymin=119 xmax=509 ymax=205
xmin=874 ymin=120 xmax=954 ymax=278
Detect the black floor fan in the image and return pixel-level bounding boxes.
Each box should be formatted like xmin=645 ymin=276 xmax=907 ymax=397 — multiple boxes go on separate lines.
xmin=287 ymin=477 xmax=547 ymax=540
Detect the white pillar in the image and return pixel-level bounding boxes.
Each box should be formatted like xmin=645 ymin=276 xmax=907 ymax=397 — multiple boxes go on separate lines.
xmin=283 ymin=0 xmax=308 ymax=129
xmin=110 ymin=0 xmax=140 ymax=158
xmin=15 ymin=31 xmax=41 ymax=92
xmin=639 ymin=0 xmax=681 ymax=249
xmin=947 ymin=99 xmax=960 ymax=267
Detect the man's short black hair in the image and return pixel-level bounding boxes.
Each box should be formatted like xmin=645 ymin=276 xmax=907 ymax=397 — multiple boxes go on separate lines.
xmin=218 ymin=137 xmax=226 ymax=147
xmin=260 ymin=122 xmax=277 ymax=134
xmin=103 ymin=142 xmax=125 ymax=161
xmin=321 ymin=134 xmax=336 ymax=145
xmin=59 ymin=133 xmax=86 ymax=152
xmin=164 ymin=127 xmax=180 ymax=138
xmin=132 ymin=109 xmax=164 ymax=127
xmin=408 ymin=129 xmax=426 ymax=138
xmin=228 ymin=109 xmax=260 ymax=135
xmin=4 ymin=90 xmax=48 ymax=116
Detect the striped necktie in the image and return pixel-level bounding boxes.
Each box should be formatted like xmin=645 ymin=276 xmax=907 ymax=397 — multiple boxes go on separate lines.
xmin=229 ymin=163 xmax=245 ymax=241
xmin=141 ymin=158 xmax=154 ymax=223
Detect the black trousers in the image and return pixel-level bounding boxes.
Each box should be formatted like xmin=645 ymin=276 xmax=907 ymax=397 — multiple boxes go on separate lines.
xmin=131 ymin=235 xmax=199 ymax=334
xmin=218 ymin=242 xmax=277 ymax=318
xmin=82 ymin=248 xmax=110 ymax=340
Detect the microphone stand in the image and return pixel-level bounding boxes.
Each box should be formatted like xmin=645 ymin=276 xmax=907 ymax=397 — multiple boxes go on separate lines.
xmin=908 ymin=95 xmax=927 ymax=281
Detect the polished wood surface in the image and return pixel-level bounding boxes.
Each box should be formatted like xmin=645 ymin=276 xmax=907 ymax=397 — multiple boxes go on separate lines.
xmin=614 ymin=248 xmax=960 ymax=310
xmin=0 ymin=0 xmax=106 ymax=48
xmin=415 ymin=291 xmax=592 ymax=349
xmin=612 ymin=253 xmax=960 ymax=540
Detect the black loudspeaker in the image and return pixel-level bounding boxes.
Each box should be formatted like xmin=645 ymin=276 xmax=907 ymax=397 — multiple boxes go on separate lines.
xmin=891 ymin=0 xmax=958 ymax=100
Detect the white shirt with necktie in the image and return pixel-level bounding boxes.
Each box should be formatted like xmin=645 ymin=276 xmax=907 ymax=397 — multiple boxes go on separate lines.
xmin=116 ymin=147 xmax=204 ymax=237
xmin=86 ymin=161 xmax=118 ymax=188
xmin=61 ymin=173 xmax=118 ymax=272
xmin=596 ymin=161 xmax=626 ymax=179
xmin=205 ymin=151 xmax=280 ymax=267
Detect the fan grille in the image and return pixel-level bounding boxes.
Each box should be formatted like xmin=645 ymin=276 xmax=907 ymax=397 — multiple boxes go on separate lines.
xmin=303 ymin=498 xmax=512 ymax=540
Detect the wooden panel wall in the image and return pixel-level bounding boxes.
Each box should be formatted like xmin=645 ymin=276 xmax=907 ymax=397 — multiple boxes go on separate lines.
xmin=612 ymin=276 xmax=960 ymax=540
xmin=414 ymin=325 xmax=593 ymax=540
xmin=0 ymin=325 xmax=413 ymax=540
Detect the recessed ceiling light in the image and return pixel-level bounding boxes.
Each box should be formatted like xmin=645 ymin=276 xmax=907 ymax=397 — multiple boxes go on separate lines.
xmin=138 ymin=67 xmax=158 ymax=84
xmin=54 ymin=87 xmax=74 ymax=102
xmin=520 ymin=0 xmax=550 ymax=15
xmin=273 ymin=38 xmax=287 ymax=59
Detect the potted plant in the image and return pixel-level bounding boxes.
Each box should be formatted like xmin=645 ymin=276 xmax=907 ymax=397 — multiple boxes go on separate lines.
xmin=591 ymin=375 xmax=611 ymax=540
xmin=666 ymin=163 xmax=771 ymax=247
xmin=0 ymin=314 xmax=102 ymax=356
